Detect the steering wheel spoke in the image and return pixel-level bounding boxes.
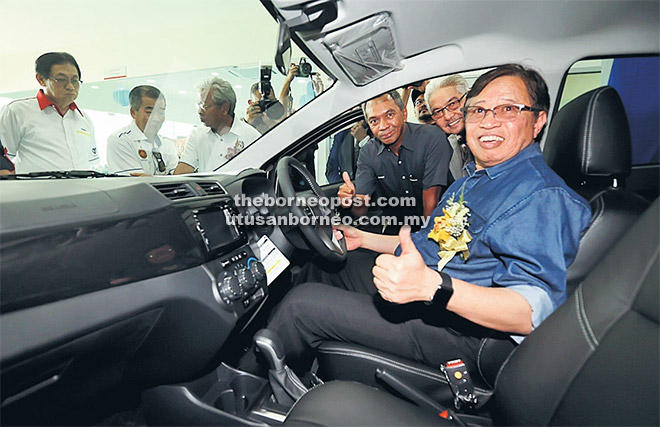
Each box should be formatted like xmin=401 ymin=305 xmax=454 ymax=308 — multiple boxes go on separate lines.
xmin=276 ymin=156 xmax=347 ymax=262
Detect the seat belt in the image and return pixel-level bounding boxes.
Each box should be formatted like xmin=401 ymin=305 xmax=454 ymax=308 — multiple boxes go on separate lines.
xmin=441 ymin=359 xmax=478 ymax=410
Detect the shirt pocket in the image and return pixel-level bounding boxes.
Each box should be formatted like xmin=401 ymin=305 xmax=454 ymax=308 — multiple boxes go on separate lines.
xmin=466 ymin=207 xmax=487 ymax=236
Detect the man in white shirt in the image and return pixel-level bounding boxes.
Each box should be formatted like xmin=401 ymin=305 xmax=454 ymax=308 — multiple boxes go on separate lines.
xmin=107 ymin=85 xmax=178 ymax=175
xmin=0 ymin=52 xmax=99 ymax=173
xmin=174 ymin=77 xmax=261 ymax=174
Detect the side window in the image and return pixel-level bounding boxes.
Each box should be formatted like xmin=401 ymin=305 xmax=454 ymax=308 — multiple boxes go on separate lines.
xmin=304 ymin=119 xmax=369 ymax=187
xmin=560 ymin=57 xmax=659 ymax=166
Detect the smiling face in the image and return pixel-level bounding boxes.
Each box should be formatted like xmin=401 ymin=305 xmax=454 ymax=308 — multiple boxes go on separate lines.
xmin=427 ymin=85 xmax=466 ymax=134
xmin=36 ymin=62 xmax=80 ymax=108
xmin=364 ymin=94 xmax=407 ymax=146
xmin=465 ymin=76 xmax=547 ymax=169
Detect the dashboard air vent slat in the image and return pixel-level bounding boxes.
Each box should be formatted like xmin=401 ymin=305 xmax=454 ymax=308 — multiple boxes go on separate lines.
xmin=152 ymin=183 xmax=195 ymax=200
xmin=197 ymin=181 xmax=226 ymax=196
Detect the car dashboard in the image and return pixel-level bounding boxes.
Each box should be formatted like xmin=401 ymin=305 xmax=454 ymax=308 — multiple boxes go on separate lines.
xmin=0 ymin=171 xmax=289 ymax=424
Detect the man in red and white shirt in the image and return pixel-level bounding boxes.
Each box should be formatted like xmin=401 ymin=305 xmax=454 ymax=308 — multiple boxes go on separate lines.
xmin=0 ymin=52 xmax=98 ymax=173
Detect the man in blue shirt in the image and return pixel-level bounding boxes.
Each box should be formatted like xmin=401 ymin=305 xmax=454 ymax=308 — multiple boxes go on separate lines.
xmin=261 ymin=64 xmax=591 ymax=377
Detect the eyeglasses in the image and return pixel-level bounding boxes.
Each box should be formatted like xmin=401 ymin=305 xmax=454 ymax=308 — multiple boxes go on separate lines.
xmin=197 ymin=102 xmax=213 ymax=113
xmin=430 ymin=92 xmax=466 ymax=119
xmin=461 ymin=103 xmax=541 ymax=123
xmin=152 ymin=151 xmax=166 ymax=173
xmin=49 ymin=77 xmax=82 ymax=87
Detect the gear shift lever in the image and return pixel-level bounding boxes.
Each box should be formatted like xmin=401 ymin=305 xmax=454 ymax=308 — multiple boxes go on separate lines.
xmin=254 ymin=329 xmax=286 ymax=371
xmin=253 ymin=329 xmax=308 ymax=406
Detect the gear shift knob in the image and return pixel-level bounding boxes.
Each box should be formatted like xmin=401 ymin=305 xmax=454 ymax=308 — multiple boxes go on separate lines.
xmin=253 ymin=329 xmax=286 ymax=372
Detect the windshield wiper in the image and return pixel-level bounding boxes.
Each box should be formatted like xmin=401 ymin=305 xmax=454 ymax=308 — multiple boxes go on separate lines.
xmin=0 ymin=170 xmax=121 ymax=180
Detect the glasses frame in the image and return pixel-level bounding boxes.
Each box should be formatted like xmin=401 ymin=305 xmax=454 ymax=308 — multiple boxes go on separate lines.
xmin=49 ymin=77 xmax=82 ymax=87
xmin=461 ymin=103 xmax=541 ymax=123
xmin=430 ymin=92 xmax=467 ymax=119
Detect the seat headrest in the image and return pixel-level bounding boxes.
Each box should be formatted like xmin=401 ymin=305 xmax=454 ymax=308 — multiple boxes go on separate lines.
xmin=544 ymin=86 xmax=632 ymax=187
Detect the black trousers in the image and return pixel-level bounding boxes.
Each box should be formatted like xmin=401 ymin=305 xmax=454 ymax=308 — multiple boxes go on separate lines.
xmin=269 ymin=251 xmax=516 ymax=384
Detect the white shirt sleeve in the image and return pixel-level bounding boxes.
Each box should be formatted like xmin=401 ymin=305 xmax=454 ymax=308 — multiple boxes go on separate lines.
xmin=106 ymin=132 xmax=142 ymax=175
xmin=0 ymin=104 xmax=22 ymax=156
xmin=179 ymin=129 xmax=201 ymax=170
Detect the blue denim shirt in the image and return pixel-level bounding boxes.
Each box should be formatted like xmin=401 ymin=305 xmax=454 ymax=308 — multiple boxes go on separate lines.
xmin=396 ymin=143 xmax=591 ymax=341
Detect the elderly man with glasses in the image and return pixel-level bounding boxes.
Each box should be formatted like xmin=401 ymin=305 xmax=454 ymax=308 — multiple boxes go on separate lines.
xmin=245 ymin=64 xmax=591 ymax=385
xmin=0 ymin=52 xmax=99 ymax=173
xmin=425 ymin=75 xmax=474 ymax=182
xmin=107 ymin=85 xmax=179 ymax=176
xmin=174 ymin=77 xmax=261 ymax=174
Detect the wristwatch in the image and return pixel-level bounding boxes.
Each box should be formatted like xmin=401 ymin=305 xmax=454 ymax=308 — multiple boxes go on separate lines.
xmin=424 ymin=271 xmax=453 ymax=308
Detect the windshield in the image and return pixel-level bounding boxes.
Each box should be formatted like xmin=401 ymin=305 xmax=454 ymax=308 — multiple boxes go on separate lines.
xmin=0 ymin=0 xmax=332 ymax=177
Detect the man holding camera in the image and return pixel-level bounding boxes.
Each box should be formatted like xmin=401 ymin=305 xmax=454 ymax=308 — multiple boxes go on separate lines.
xmin=174 ymin=77 xmax=260 ymax=174
xmin=246 ymin=63 xmax=299 ymax=134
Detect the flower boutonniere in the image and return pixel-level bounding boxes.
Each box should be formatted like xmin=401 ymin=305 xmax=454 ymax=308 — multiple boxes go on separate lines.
xmin=427 ymin=186 xmax=472 ymax=271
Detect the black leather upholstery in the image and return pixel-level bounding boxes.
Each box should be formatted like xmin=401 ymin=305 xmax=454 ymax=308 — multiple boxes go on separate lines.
xmin=543 ymin=86 xmax=632 ymax=191
xmin=284 ymin=381 xmax=454 ymax=426
xmin=544 ymin=86 xmax=650 ymax=293
xmin=283 ymin=200 xmax=659 ymax=426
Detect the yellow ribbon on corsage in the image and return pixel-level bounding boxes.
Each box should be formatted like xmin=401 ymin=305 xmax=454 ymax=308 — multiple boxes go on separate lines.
xmin=427 ymin=189 xmax=471 ymax=271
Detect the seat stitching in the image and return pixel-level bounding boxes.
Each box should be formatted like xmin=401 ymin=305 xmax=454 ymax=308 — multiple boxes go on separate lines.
xmin=476 ymin=338 xmax=494 ymax=389
xmin=575 ymin=287 xmax=597 ymax=350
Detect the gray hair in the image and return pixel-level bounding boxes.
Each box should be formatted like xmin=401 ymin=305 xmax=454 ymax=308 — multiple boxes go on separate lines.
xmin=361 ymin=90 xmax=405 ymax=119
xmin=198 ymin=77 xmax=236 ymax=116
xmin=129 ymin=85 xmax=163 ymax=111
xmin=424 ymin=75 xmax=469 ymax=109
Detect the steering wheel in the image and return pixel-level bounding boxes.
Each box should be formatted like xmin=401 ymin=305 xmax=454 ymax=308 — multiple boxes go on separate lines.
xmin=276 ymin=156 xmax=347 ymax=263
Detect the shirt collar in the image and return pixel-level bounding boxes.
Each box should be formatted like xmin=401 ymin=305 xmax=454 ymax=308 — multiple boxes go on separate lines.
xmin=36 ymin=89 xmax=81 ymax=116
xmin=466 ymin=143 xmax=542 ymax=179
xmin=376 ymin=123 xmax=412 ymax=155
xmin=129 ymin=120 xmax=160 ymax=146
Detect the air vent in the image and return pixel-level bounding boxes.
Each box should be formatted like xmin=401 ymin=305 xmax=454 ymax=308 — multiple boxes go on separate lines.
xmin=152 ymin=183 xmax=195 ymax=200
xmin=197 ymin=181 xmax=226 ymax=196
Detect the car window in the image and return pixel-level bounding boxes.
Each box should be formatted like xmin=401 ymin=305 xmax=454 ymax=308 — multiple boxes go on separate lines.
xmin=0 ymin=0 xmax=334 ymax=175
xmin=559 ymin=57 xmax=659 ymax=166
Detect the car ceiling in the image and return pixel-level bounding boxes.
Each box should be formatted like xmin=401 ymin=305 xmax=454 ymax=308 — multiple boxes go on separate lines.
xmin=227 ymin=0 xmax=659 ymax=173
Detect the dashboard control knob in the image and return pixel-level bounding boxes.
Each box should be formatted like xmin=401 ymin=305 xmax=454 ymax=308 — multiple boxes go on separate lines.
xmin=250 ymin=261 xmax=267 ymax=283
xmin=219 ymin=275 xmax=242 ymax=301
xmin=238 ymin=268 xmax=257 ymax=290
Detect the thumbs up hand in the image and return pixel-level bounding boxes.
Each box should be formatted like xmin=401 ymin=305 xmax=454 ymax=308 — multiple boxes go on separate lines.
xmin=337 ymin=171 xmax=357 ymax=208
xmin=372 ymin=226 xmax=441 ymax=304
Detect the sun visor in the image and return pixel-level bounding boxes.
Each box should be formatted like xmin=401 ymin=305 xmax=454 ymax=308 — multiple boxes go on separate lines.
xmin=322 ymin=13 xmax=402 ymax=86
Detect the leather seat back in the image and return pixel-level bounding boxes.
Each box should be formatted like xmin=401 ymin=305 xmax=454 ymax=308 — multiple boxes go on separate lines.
xmin=493 ymin=199 xmax=659 ymax=426
xmin=544 ymin=86 xmax=650 ymax=293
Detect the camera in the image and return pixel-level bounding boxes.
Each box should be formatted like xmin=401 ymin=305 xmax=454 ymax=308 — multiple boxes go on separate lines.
xmin=257 ymin=65 xmax=285 ymax=120
xmin=296 ymin=58 xmax=313 ymax=78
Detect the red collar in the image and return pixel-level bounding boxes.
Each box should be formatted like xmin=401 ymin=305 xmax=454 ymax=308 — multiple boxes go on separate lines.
xmin=36 ymin=89 xmax=81 ymax=116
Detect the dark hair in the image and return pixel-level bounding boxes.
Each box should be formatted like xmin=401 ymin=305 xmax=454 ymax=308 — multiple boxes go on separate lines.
xmin=129 ymin=85 xmax=163 ymax=110
xmin=35 ymin=52 xmax=81 ymax=79
xmin=467 ymin=64 xmax=550 ymax=113
xmin=411 ymin=89 xmax=424 ymax=102
xmin=361 ymin=90 xmax=405 ymax=118
xmin=466 ymin=64 xmax=550 ymax=141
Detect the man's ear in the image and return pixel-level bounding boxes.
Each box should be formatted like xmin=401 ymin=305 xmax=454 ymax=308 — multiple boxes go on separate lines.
xmin=533 ymin=110 xmax=548 ymax=139
xmin=221 ymin=102 xmax=230 ymax=115
xmin=36 ymin=73 xmax=47 ymax=87
xmin=130 ymin=107 xmax=136 ymax=120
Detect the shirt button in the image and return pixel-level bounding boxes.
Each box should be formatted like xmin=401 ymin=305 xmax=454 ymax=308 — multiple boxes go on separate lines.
xmin=398 ymin=160 xmax=402 ymax=165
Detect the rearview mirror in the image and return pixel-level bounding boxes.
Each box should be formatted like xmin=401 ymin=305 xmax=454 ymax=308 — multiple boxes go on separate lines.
xmin=275 ymin=21 xmax=292 ymax=75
